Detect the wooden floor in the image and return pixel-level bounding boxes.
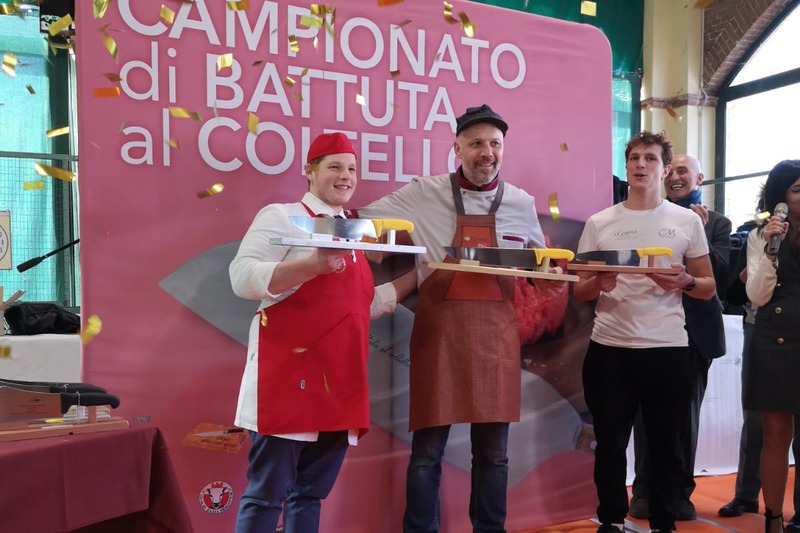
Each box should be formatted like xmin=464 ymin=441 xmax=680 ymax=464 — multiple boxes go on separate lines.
xmin=518 ymin=469 xmax=797 ymax=533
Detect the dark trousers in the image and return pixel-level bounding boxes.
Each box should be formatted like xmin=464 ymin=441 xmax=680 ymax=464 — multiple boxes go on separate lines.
xmin=583 ymin=341 xmax=695 ymax=531
xmin=235 ymin=431 xmax=348 ymax=533
xmin=632 ymin=343 xmax=710 ymax=503
xmin=403 ymin=423 xmax=509 ymax=533
xmin=735 ymin=321 xmax=800 ymax=510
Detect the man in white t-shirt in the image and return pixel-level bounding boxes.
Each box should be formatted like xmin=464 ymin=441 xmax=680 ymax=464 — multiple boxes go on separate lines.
xmin=573 ymin=131 xmax=715 ymax=533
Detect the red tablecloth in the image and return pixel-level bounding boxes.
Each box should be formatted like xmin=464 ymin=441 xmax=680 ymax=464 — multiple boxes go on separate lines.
xmin=0 ymin=425 xmax=193 ymax=533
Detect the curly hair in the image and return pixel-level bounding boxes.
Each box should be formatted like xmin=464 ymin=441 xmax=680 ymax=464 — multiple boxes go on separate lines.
xmin=763 ymin=159 xmax=800 ymax=216
xmin=624 ymin=131 xmax=673 ymax=166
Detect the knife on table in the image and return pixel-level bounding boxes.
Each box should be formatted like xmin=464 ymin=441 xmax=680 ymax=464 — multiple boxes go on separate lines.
xmin=0 ymin=386 xmax=120 ymax=423
xmin=0 ymin=378 xmax=108 ymax=394
xmin=444 ymin=247 xmax=575 ymax=269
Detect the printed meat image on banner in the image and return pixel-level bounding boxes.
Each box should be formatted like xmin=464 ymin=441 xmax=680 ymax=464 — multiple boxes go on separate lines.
xmin=76 ymin=0 xmax=611 ymax=531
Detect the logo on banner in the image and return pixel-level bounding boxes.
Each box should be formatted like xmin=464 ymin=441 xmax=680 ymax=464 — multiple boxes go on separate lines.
xmin=199 ymin=480 xmax=234 ymax=514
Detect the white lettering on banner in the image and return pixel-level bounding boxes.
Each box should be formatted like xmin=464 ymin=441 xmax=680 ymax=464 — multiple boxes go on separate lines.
xmin=113 ymin=0 xmax=528 ymax=180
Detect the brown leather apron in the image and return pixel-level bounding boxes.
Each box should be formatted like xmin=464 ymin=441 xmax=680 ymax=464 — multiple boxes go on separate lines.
xmin=408 ymin=174 xmax=521 ymax=431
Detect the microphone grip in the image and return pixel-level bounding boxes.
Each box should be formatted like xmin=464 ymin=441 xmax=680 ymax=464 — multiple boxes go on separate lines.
xmin=767 ymin=234 xmax=781 ymax=255
xmin=16 ymin=256 xmax=45 ymax=273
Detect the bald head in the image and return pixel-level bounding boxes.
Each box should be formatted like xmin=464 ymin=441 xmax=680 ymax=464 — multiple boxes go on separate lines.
xmin=664 ymin=154 xmax=703 ymax=202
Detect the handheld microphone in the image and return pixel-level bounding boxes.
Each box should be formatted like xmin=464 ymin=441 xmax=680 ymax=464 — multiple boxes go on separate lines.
xmin=767 ymin=202 xmax=789 ymax=255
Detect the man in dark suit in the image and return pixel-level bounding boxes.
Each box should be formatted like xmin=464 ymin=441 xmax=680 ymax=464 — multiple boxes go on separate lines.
xmin=629 ymin=154 xmax=732 ymax=520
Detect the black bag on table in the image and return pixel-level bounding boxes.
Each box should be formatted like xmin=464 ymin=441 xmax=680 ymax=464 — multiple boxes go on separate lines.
xmin=4 ymin=302 xmax=80 ymax=335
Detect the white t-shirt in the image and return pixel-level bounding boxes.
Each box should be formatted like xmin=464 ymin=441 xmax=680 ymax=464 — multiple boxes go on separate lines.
xmin=577 ymin=201 xmax=708 ymax=349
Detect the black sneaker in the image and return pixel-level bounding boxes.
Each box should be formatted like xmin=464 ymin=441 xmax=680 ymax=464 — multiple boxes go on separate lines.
xmin=786 ymin=514 xmax=800 ymax=532
xmin=677 ymin=499 xmax=697 ymax=521
xmin=597 ymin=525 xmax=624 ymax=533
xmin=718 ymin=497 xmax=759 ymax=517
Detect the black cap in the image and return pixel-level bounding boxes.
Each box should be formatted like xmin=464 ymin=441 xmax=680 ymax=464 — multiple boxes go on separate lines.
xmin=455 ymin=104 xmax=508 ymax=137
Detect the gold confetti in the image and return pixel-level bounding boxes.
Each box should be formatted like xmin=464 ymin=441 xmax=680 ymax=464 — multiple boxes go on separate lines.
xmin=295 ymin=91 xmax=303 ymax=102
xmin=390 ymin=70 xmax=400 ymax=78
xmin=260 ymin=309 xmax=268 ymax=326
xmin=2 ymin=51 xmax=17 ymax=77
xmin=48 ymin=14 xmax=73 ymax=36
xmin=378 ymin=0 xmax=404 ymax=5
xmin=23 ymin=181 xmax=46 ymax=191
xmin=313 ymin=35 xmax=319 ymax=49
xmin=300 ymin=67 xmax=309 ymax=78
xmin=560 ymin=142 xmax=569 ymax=151
xmin=227 ymin=0 xmax=249 ymax=10
xmin=580 ymin=1 xmax=597 ymax=17
xmin=102 ymin=33 xmax=118 ymax=60
xmin=288 ymin=35 xmax=299 ymax=53
xmin=190 ymin=111 xmax=203 ymax=121
xmin=93 ymin=86 xmax=121 ymax=98
xmin=756 ymin=211 xmax=771 ymax=221
xmin=1 ymin=4 xmax=18 ymax=15
xmin=159 ymin=5 xmax=176 ymax=24
xmin=26 ymin=85 xmax=35 ymax=94
xmin=216 ymin=53 xmax=233 ymax=71
xmin=197 ymin=183 xmax=224 ymax=198
xmin=104 ymin=72 xmax=122 ymax=82
xmin=34 ymin=163 xmax=76 ymax=182
xmin=252 ymin=60 xmax=263 ymax=67
xmin=80 ymin=315 xmax=103 ymax=345
xmin=292 ymin=347 xmax=307 ymax=353
xmin=169 ymin=107 xmax=192 ymax=118
xmin=93 ymin=0 xmax=111 ymax=19
xmin=248 ymin=112 xmax=259 ymax=135
xmin=458 ymin=12 xmax=475 ymax=37
xmin=118 ymin=121 xmax=126 ymax=132
xmin=694 ymin=0 xmax=714 ymax=7
xmin=548 ymin=193 xmax=561 ymax=221
xmin=46 ymin=126 xmax=70 ymax=138
xmin=443 ymin=1 xmax=458 ymax=23
xmin=0 ymin=345 xmax=11 ymax=359
xmin=300 ymin=15 xmax=322 ymax=28
xmin=167 ymin=138 xmax=180 ymax=149
xmin=356 ymin=94 xmax=366 ymax=106
xmin=284 ymin=76 xmax=296 ymax=88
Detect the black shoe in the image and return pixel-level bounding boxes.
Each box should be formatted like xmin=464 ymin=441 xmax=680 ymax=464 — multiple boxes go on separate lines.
xmin=677 ymin=499 xmax=697 ymax=521
xmin=596 ymin=524 xmax=624 ymax=532
xmin=718 ymin=498 xmax=759 ymax=517
xmin=628 ymin=497 xmax=649 ymax=518
xmin=786 ymin=514 xmax=800 ymax=532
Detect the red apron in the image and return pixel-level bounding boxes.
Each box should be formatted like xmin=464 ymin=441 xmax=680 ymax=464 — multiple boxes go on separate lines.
xmin=408 ymin=174 xmax=521 ymax=431
xmin=255 ymin=209 xmax=375 ymax=436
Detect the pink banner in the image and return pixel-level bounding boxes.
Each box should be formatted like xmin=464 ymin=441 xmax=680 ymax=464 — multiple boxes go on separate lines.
xmin=76 ymin=1 xmax=611 ymax=531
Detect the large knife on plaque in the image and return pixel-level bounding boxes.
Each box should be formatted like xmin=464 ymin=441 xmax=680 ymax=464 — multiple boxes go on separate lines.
xmin=0 ymin=386 xmax=120 ymax=425
xmin=0 ymin=378 xmax=107 ymax=394
xmin=273 ymin=216 xmax=426 ymax=254
xmin=568 ymin=246 xmax=680 ymax=274
xmin=431 ymin=247 xmax=579 ymax=282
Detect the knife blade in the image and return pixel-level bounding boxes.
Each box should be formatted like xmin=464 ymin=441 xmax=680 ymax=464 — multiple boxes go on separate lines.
xmin=574 ymin=247 xmax=672 ymax=266
xmin=444 ymin=247 xmax=575 ymax=268
xmin=289 ymin=216 xmax=377 ymax=240
xmin=191 ymin=428 xmax=245 ymax=437
xmin=0 ymin=386 xmax=120 ymax=423
xmin=0 ymin=378 xmax=107 ymax=394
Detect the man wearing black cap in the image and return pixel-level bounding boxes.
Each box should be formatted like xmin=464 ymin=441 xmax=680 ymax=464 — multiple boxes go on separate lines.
xmin=358 ymin=104 xmax=565 ymax=533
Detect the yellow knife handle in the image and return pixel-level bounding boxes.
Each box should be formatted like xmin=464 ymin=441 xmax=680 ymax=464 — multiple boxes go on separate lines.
xmin=371 ymin=219 xmax=415 ymax=235
xmin=533 ymin=248 xmax=575 ymax=265
xmin=635 ymin=246 xmax=673 ymax=258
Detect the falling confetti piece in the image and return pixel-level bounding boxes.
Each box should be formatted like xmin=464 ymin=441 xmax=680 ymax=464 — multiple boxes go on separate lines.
xmin=217 ymin=53 xmax=233 ymax=71
xmin=197 ymin=183 xmax=224 ymax=198
xmin=252 ymin=60 xmax=263 ymax=67
xmin=580 ymin=1 xmax=597 ymax=17
xmin=665 ymin=105 xmax=679 ymax=120
xmin=248 ymin=112 xmax=259 ymax=134
xmin=548 ymin=193 xmax=561 ymax=221
xmin=46 ymin=126 xmax=70 ymax=138
xmin=26 ymin=85 xmax=35 ymax=94
xmin=390 ymin=69 xmax=400 ymax=78
xmin=284 ymin=76 xmax=296 ymax=88
xmin=23 ymin=181 xmax=46 ymax=191
xmin=102 ymin=33 xmax=118 ymax=60
xmin=756 ymin=211 xmax=771 ymax=221
xmin=356 ymin=94 xmax=366 ymax=106
xmin=694 ymin=0 xmax=714 ymax=8
xmin=292 ymin=347 xmax=308 ymax=353
xmin=93 ymin=0 xmax=111 ymax=18
xmin=378 ymin=0 xmax=404 ymax=5
xmin=159 ymin=5 xmax=176 ymax=24
xmin=169 ymin=107 xmax=192 ymax=118
xmin=2 ymin=51 xmax=17 ymax=77
xmin=300 ymin=15 xmax=322 ymax=27
xmin=313 ymin=35 xmax=319 ymax=49
xmin=0 ymin=345 xmax=11 ymax=359
xmin=80 ymin=315 xmax=103 ymax=345
xmin=34 ymin=163 xmax=76 ymax=182
xmin=0 ymin=5 xmax=18 ymax=15
xmin=295 ymin=91 xmax=303 ymax=102
xmin=458 ymin=12 xmax=475 ymax=37
xmin=560 ymin=142 xmax=569 ymax=151
xmin=167 ymin=138 xmax=180 ymax=149
xmin=93 ymin=86 xmax=121 ymax=98
xmin=260 ymin=310 xmax=268 ymax=326
xmin=190 ymin=111 xmax=203 ymax=121
xmin=227 ymin=0 xmax=249 ymax=10
xmin=48 ymin=14 xmax=73 ymax=36
xmin=443 ymin=1 xmax=457 ymax=23
xmin=288 ymin=35 xmax=299 ymax=53
xmin=104 ymin=72 xmax=122 ymax=82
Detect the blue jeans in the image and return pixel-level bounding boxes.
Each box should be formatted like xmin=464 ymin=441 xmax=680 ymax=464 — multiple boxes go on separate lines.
xmin=235 ymin=431 xmax=348 ymax=533
xmin=402 ymin=423 xmax=510 ymax=533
